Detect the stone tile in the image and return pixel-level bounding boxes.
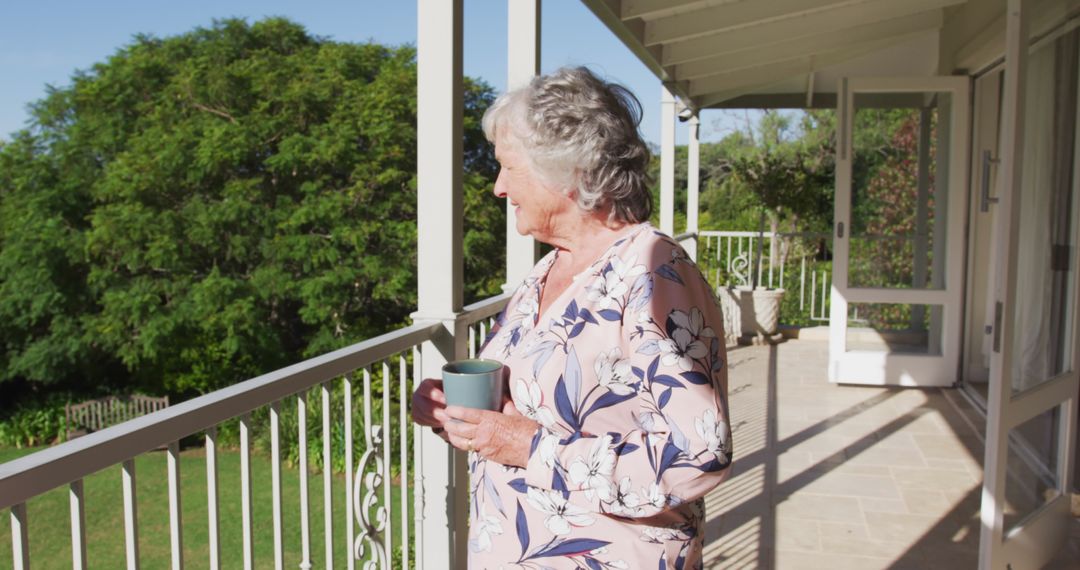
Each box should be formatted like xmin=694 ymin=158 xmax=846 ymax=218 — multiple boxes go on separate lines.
xmin=890 ymin=466 xmax=979 ymax=493
xmin=898 ymin=487 xmax=951 ymax=515
xmin=797 ymin=472 xmax=902 ymax=500
xmin=845 ymin=444 xmax=927 ymax=468
xmin=912 ymin=433 xmax=979 ymax=459
xmin=819 ymin=535 xmax=915 ymax=560
xmin=817 ymin=521 xmax=870 ymax=540
xmin=775 ymin=517 xmax=822 ymax=552
xmin=862 ymin=510 xmax=941 ymax=542
xmin=775 ymin=493 xmax=863 ymax=523
xmin=859 ymin=497 xmax=909 ymax=514
xmin=775 ymin=550 xmax=918 ymax=570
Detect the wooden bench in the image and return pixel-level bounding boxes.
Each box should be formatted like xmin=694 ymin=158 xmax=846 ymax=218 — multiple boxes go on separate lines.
xmin=65 ymin=395 xmax=169 ymax=440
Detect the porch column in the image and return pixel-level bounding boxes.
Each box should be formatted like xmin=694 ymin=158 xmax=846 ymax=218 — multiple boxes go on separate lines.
xmin=414 ymin=0 xmax=468 ymax=568
xmin=660 ymin=85 xmax=676 ymax=235
xmin=686 ymin=114 xmax=701 ymax=260
xmin=504 ymin=0 xmax=541 ymax=290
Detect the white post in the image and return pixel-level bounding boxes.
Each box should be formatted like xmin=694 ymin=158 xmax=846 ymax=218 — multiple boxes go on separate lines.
xmin=415 ymin=1 xmax=468 ymax=568
xmin=686 ymin=114 xmax=701 ymax=260
xmin=504 ymin=0 xmax=541 ymax=291
xmin=660 ymin=85 xmax=677 ymax=235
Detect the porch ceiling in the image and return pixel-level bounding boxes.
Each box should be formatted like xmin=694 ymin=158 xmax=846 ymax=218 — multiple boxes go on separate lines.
xmin=582 ymin=0 xmax=964 ymax=110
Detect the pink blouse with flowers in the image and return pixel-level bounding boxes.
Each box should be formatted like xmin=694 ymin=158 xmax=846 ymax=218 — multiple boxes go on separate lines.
xmin=468 ymin=223 xmax=733 ymax=569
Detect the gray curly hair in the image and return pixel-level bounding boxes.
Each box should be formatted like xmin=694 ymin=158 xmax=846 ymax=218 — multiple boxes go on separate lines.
xmin=481 ymin=66 xmax=653 ymax=224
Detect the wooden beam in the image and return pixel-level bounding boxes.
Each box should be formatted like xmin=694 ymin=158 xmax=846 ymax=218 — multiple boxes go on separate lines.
xmin=689 ymin=36 xmax=909 ymax=101
xmin=661 ymin=0 xmax=965 ymax=65
xmin=674 ymin=11 xmax=943 ymax=79
xmin=645 ymin=0 xmax=871 ymax=46
xmin=581 ymin=0 xmax=697 ymax=106
xmin=621 ymin=0 xmax=715 ymax=21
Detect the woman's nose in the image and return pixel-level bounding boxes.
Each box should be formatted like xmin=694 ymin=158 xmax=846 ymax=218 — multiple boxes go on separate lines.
xmin=492 ymin=172 xmax=508 ymax=198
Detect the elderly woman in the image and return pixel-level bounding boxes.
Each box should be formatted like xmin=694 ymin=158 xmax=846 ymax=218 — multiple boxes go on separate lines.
xmin=412 ymin=66 xmax=732 ymax=568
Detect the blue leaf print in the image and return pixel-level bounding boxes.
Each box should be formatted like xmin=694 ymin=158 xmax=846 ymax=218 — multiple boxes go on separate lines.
xmin=563 ymin=299 xmax=579 ymax=323
xmin=581 ymin=391 xmax=637 ymax=423
xmin=553 ymin=468 xmax=570 ymax=499
xmin=647 ymin=355 xmax=660 ymax=381
xmin=554 ymin=376 xmax=580 ymax=431
xmin=655 ymin=264 xmax=684 ymax=285
xmin=579 ymin=308 xmax=598 ymax=324
xmin=586 ymin=557 xmax=604 ymax=570
xmin=565 ymin=346 xmax=582 ymax=413
xmin=617 ymin=442 xmax=640 ymax=456
xmin=652 ymin=375 xmax=683 ymax=388
xmin=659 ymin=438 xmax=684 ymax=475
xmin=526 ymin=341 xmax=558 ymax=378
xmin=668 ymin=417 xmax=690 ymax=452
xmin=628 ymin=273 xmax=653 ymax=310
xmin=532 ymin=538 xmax=611 ymax=559
xmin=632 ymin=366 xmax=645 ymax=380
xmin=568 ymin=321 xmax=587 ymax=339
xmin=637 ymin=339 xmax=661 ymax=355
xmin=680 ymin=371 xmax=710 ymax=385
xmin=658 ymin=387 xmax=673 ymax=409
xmin=659 ymin=555 xmax=668 ymax=570
xmin=516 ymin=500 xmax=530 ymax=556
xmin=484 ymin=472 xmax=506 ymax=516
xmin=598 ymin=309 xmax=622 ymax=322
xmin=508 ymin=478 xmax=529 ymax=494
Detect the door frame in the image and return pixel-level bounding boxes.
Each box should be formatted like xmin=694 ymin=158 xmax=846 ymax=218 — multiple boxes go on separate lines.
xmin=829 ymin=76 xmax=971 ymax=386
xmin=979 ymin=1 xmax=1080 ymax=567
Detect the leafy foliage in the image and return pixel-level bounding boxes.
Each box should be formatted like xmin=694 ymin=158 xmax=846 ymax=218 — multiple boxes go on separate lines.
xmin=0 ymin=18 xmax=504 ymax=400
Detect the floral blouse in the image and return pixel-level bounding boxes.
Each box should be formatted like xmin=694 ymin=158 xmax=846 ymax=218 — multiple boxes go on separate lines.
xmin=469 ymin=223 xmax=733 ymax=569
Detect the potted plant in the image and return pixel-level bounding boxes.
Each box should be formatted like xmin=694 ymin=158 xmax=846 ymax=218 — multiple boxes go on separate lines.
xmin=720 ymin=151 xmax=819 ymax=343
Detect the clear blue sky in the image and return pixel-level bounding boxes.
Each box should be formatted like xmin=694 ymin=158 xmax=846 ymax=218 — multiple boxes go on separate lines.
xmin=0 ymin=0 xmax=743 ymax=146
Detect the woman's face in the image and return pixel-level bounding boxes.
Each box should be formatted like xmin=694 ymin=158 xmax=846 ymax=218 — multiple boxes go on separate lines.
xmin=492 ymin=131 xmax=577 ymax=242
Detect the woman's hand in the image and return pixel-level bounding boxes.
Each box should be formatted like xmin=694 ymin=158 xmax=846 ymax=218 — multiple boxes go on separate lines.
xmin=437 ymin=405 xmax=538 ymax=468
xmin=411 ymin=378 xmax=450 ymax=440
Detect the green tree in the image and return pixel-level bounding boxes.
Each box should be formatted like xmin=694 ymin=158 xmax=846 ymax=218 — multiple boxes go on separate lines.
xmin=0 ymin=18 xmax=503 ymax=399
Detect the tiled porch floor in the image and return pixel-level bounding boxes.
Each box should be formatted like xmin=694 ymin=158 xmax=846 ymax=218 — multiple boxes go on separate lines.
xmin=701 ymin=339 xmax=1080 ymax=569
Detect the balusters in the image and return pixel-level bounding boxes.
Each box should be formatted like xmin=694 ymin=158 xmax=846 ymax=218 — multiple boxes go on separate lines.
xmin=70 ymin=479 xmax=87 ymax=570
xmin=122 ymin=458 xmax=140 ymax=570
xmin=381 ymin=361 xmax=392 ymax=564
xmin=411 ymin=346 xmax=424 ymax=568
xmin=167 ymin=442 xmax=183 ymax=570
xmin=398 ymin=353 xmax=410 ymax=570
xmin=811 ymin=270 xmax=818 ymax=318
xmin=322 ymin=381 xmax=334 ymax=569
xmin=271 ymin=400 xmax=284 ymax=570
xmin=240 ymin=413 xmax=254 ymax=570
xmin=297 ymin=393 xmax=311 ymax=569
xmin=468 ymin=326 xmax=476 ymax=358
xmin=800 ymin=257 xmax=807 ymax=311
xmin=206 ymin=429 xmax=220 ymax=570
xmin=344 ymin=374 xmax=355 ymax=570
xmin=11 ymin=502 xmax=29 ymax=570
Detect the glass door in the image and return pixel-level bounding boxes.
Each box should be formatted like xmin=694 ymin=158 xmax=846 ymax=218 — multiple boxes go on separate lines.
xmin=980 ymin=1 xmax=1080 ymax=568
xmin=830 ymin=77 xmax=970 ymax=385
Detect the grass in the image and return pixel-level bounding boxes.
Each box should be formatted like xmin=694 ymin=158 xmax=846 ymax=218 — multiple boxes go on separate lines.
xmin=0 ymin=445 xmax=408 ymax=569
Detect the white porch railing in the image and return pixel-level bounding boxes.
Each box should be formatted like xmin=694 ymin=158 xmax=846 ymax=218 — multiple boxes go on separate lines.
xmin=696 ymin=230 xmax=834 ymax=324
xmin=1 ymin=292 xmax=509 ymax=570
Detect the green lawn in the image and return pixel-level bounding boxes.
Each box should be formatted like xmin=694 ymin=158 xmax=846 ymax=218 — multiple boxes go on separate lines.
xmin=0 ymin=446 xmax=408 ymax=569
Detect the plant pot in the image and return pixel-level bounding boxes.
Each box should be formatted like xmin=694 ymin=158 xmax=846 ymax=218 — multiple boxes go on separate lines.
xmin=718 ymin=285 xmax=786 ymax=344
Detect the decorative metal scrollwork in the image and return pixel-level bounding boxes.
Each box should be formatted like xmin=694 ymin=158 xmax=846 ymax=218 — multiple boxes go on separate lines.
xmin=353 ymin=424 xmax=388 ymax=568
xmin=729 ymin=251 xmax=751 ymax=288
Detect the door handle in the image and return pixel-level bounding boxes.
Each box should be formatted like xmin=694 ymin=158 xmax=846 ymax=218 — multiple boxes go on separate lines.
xmin=981 ymin=150 xmax=1000 ymax=212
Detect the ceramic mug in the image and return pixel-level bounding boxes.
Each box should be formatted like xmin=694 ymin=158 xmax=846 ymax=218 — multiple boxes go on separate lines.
xmin=441 ymin=359 xmax=504 ymax=411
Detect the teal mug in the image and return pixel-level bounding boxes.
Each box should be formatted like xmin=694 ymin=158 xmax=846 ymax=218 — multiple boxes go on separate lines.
xmin=442 ymin=359 xmax=504 ymax=411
